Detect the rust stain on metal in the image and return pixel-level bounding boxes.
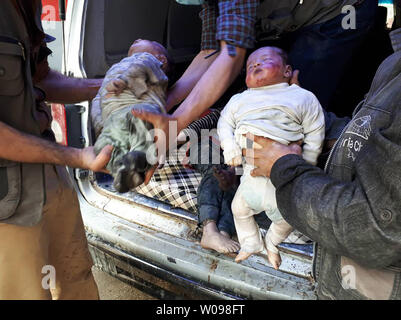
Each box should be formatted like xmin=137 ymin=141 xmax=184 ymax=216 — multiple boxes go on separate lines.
xmin=224 ymin=252 xmax=237 ymax=259
xmin=208 ymin=260 xmax=218 ymax=283
xmin=210 ymin=260 xmax=218 ymax=272
xmin=306 ymin=272 xmax=315 ymax=284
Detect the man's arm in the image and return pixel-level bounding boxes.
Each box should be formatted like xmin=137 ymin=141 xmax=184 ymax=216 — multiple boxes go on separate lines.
xmin=270 ymin=154 xmax=401 ymax=269
xmin=166 ymin=49 xmax=218 ymax=111
xmin=0 ymin=120 xmax=112 ymax=172
xmin=173 ymin=41 xmax=246 ymax=132
xmin=36 ymin=69 xmax=103 ymax=103
xmin=132 ymin=0 xmax=257 ymax=169
xmin=244 ymin=135 xmax=401 ymax=269
xmin=132 ymin=41 xmax=246 ymax=166
xmin=1 ymin=67 xmax=111 ymax=171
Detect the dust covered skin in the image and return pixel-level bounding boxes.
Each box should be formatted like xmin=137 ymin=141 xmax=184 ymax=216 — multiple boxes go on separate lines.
xmin=93 ymin=52 xmax=168 ymax=192
xmin=245 ymin=47 xmax=292 ymax=88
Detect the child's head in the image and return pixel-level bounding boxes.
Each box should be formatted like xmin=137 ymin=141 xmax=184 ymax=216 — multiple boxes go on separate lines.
xmin=245 ymin=47 xmax=292 ymax=88
xmin=128 ymin=39 xmax=171 ymax=74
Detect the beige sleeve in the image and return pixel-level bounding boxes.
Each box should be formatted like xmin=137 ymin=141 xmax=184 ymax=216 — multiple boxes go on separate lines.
xmin=301 ymin=98 xmax=326 ymax=165
xmin=217 ymin=95 xmax=242 ymax=163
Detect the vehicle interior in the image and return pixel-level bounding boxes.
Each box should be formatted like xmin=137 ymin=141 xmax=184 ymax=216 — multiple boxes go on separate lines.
xmin=74 ymin=0 xmax=400 ymax=298
xmin=82 ymin=0 xmax=208 ymax=225
xmin=81 ymin=0 xmax=306 ymax=249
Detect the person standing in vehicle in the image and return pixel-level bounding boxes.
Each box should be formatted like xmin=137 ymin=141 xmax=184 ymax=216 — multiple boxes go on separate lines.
xmin=135 ymin=0 xmax=378 ymax=156
xmin=241 ymin=27 xmax=401 ymax=300
xmin=0 ymin=0 xmax=112 ymax=299
xmin=132 ymin=0 xmax=378 ymax=254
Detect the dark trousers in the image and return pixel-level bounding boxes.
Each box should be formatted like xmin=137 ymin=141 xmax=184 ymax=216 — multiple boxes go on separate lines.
xmin=189 ymin=140 xmax=236 ymax=236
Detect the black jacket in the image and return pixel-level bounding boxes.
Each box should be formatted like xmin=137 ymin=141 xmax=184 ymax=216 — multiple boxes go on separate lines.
xmin=256 ymin=0 xmax=362 ymax=40
xmin=271 ymin=28 xmax=401 ymax=300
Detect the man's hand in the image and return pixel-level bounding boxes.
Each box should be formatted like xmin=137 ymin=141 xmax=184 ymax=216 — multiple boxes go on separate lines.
xmin=78 ymin=145 xmax=113 ymax=173
xmin=131 ymin=109 xmax=179 ymax=184
xmin=242 ymin=134 xmax=302 ymax=178
xmin=131 ymin=109 xmax=177 ymax=162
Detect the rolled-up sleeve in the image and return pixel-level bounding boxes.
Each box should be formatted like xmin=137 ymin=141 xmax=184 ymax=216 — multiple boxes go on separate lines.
xmin=200 ymin=0 xmax=258 ymax=56
xmin=200 ymin=1 xmax=219 ymax=51
xmin=216 ymin=0 xmax=258 ymax=50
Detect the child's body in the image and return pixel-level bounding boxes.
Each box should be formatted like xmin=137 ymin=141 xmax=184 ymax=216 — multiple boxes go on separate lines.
xmin=188 ymin=138 xmax=240 ymax=253
xmin=92 ymin=40 xmax=170 ymax=193
xmin=217 ymin=47 xmax=325 ymax=269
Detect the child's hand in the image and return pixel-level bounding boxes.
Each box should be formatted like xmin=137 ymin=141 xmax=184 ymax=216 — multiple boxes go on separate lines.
xmin=78 ymin=145 xmax=113 ymax=174
xmin=105 ymin=78 xmax=127 ymax=98
xmin=227 ymin=155 xmax=242 ymax=167
xmin=221 ymin=141 xmax=242 ymax=167
xmin=242 ymin=133 xmax=302 ymax=178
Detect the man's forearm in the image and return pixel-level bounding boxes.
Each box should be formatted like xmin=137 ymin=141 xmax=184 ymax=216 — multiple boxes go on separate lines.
xmin=172 ymin=42 xmax=246 ymax=131
xmin=0 ymin=120 xmax=82 ymax=168
xmin=270 ymin=154 xmax=401 ymax=268
xmin=166 ymin=49 xmax=217 ymax=111
xmin=37 ymin=70 xmax=103 ymax=104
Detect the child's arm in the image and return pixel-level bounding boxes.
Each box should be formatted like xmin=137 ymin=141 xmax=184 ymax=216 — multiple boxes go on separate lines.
xmin=301 ymin=97 xmax=326 ymax=165
xmin=217 ymin=95 xmax=242 ymax=166
xmin=105 ymin=78 xmax=127 ymax=97
xmin=106 ymin=58 xmax=168 ymax=98
xmin=124 ymin=59 xmax=168 ymax=97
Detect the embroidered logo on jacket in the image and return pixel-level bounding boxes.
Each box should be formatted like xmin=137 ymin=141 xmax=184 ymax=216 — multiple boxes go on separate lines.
xmin=340 ymin=115 xmax=372 ymax=162
xmin=345 ymin=115 xmax=372 ymax=140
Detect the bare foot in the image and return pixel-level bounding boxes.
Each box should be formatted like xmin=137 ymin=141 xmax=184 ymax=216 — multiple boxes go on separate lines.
xmin=220 ymin=231 xmax=230 ymax=238
xmin=235 ymin=251 xmax=253 ymax=263
xmin=267 ymin=250 xmax=282 ymax=270
xmin=213 ymin=166 xmax=239 ymax=191
xmin=200 ymin=222 xmax=240 ymax=253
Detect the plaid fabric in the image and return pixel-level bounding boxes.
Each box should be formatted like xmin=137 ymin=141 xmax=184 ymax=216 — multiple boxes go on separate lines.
xmin=179 ymin=109 xmax=221 ymax=143
xmin=199 ymin=0 xmax=259 ymax=56
xmin=134 ymin=109 xmax=227 ymax=214
xmin=134 ymin=145 xmax=202 ymax=214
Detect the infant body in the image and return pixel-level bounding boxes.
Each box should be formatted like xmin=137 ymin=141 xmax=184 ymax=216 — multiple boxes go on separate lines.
xmin=92 ymin=40 xmax=169 ymax=192
xmin=217 ymin=47 xmax=325 ymax=268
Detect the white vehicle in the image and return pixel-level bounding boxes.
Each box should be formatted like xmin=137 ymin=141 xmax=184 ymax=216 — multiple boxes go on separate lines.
xmin=43 ymin=0 xmax=399 ymax=299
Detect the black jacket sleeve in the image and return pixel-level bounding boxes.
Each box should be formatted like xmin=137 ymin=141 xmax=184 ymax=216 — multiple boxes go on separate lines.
xmin=270 ymin=154 xmax=401 ymax=269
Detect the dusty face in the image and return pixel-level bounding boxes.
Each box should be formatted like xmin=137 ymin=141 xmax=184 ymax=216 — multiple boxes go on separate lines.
xmin=128 ymin=39 xmax=169 ymax=73
xmin=245 ymin=47 xmax=292 ymax=88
